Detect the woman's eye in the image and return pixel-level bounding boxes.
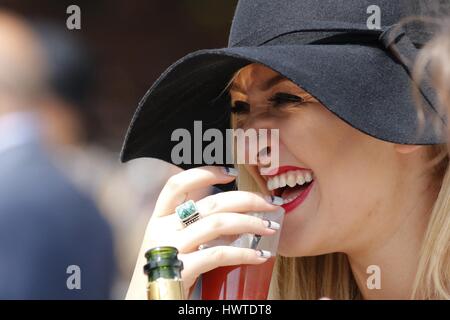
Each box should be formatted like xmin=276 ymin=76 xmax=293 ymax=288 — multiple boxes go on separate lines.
xmin=268 ymin=92 xmax=304 ymax=107
xmin=230 ymin=101 xmax=250 ymax=114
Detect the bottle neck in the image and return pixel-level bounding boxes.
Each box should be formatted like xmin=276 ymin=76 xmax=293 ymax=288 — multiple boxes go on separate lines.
xmin=144 ymin=247 xmax=185 ymax=300
xmin=148 ymin=266 xmax=182 ymax=283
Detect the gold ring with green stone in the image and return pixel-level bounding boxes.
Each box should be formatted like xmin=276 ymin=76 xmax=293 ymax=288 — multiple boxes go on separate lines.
xmin=176 ymin=200 xmax=200 ymax=227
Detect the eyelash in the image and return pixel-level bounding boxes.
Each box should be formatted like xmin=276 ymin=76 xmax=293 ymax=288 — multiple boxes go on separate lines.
xmin=268 ymin=92 xmax=304 ymax=107
xmin=231 ymin=93 xmax=304 ymax=114
xmin=231 ymin=101 xmax=250 ymax=114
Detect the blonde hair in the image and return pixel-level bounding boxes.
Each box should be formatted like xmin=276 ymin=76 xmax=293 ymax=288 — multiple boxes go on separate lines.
xmin=411 ymin=19 xmax=450 ymax=300
xmin=225 ymin=46 xmax=450 ymax=298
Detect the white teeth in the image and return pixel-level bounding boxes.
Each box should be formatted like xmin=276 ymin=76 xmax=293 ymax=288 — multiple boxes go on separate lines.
xmin=266 ymin=170 xmax=314 ymax=191
xmin=279 ymin=174 xmax=287 ymax=188
xmin=286 ymin=172 xmax=297 ymax=187
xmin=268 ymin=179 xmax=274 ymax=191
xmin=296 ymin=171 xmax=305 ymax=185
xmin=283 ymin=196 xmax=296 ymax=204
xmin=305 ymin=171 xmax=312 ymax=182
xmin=272 ymin=175 xmax=280 ymax=189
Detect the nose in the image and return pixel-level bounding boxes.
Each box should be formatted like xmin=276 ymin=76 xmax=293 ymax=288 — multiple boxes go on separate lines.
xmin=257 ymin=145 xmax=272 ymax=167
xmin=239 ymin=115 xmax=279 ymax=169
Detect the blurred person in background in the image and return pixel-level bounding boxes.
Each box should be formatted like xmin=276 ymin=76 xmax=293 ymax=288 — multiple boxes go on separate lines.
xmin=0 ymin=10 xmax=115 ymax=299
xmin=32 ymin=21 xmax=190 ymax=298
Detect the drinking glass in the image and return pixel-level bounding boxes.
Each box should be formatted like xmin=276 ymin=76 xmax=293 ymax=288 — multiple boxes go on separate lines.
xmin=201 ymin=208 xmax=284 ymax=300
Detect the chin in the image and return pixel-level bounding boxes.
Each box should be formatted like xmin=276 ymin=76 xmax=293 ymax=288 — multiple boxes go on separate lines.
xmin=277 ymin=226 xmax=332 ymax=258
xmin=277 ymin=235 xmax=307 ymax=257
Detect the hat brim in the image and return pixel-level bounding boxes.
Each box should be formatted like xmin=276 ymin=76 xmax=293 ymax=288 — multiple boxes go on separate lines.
xmin=121 ymin=43 xmax=444 ymax=167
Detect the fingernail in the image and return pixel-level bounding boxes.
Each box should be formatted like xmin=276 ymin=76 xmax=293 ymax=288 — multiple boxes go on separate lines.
xmin=276 ymin=206 xmax=286 ymax=214
xmin=264 ymin=195 xmax=283 ymax=206
xmin=256 ymin=249 xmax=272 ymax=259
xmin=198 ymin=244 xmax=210 ymax=250
xmin=263 ymin=219 xmax=280 ymax=230
xmin=222 ymin=167 xmax=238 ymax=176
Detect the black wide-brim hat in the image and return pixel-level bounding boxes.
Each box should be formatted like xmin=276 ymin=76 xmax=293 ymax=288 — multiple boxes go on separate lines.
xmin=121 ymin=0 xmax=447 ymax=169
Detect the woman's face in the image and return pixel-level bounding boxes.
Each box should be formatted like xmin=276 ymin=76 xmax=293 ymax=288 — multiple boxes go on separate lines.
xmin=230 ymin=63 xmax=431 ymax=257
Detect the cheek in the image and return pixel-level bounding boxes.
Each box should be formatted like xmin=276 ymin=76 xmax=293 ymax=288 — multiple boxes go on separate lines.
xmin=276 ymin=106 xmax=397 ymax=254
xmin=279 ymin=105 xmax=353 ymax=174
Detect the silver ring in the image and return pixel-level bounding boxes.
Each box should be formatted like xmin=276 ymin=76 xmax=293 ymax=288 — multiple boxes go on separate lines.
xmin=176 ymin=199 xmax=200 ymax=227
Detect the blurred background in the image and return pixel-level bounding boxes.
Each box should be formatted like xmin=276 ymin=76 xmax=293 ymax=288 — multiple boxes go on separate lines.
xmin=0 ymin=0 xmax=237 ymax=299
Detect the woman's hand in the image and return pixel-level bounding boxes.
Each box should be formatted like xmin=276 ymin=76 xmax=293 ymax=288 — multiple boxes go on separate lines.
xmin=126 ymin=166 xmax=283 ymax=299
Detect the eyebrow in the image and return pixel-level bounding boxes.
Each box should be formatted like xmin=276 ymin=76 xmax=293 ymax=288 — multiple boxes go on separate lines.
xmin=230 ymin=74 xmax=287 ymax=94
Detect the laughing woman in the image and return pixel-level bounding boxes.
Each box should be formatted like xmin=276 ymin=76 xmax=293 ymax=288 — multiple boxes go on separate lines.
xmin=122 ymin=1 xmax=450 ymax=299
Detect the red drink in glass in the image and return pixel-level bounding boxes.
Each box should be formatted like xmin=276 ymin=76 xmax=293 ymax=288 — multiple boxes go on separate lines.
xmin=201 ymin=257 xmax=275 ymax=300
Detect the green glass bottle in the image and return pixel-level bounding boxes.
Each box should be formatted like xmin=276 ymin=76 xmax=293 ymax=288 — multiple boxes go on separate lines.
xmin=143 ymin=246 xmax=185 ymax=300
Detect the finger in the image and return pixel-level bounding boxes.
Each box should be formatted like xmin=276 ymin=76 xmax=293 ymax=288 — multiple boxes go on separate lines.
xmin=161 ymin=192 xmax=284 ymax=234
xmin=177 ymin=212 xmax=279 ymax=252
xmin=179 ymin=246 xmax=271 ymax=290
xmin=153 ymin=166 xmax=237 ymax=218
xmin=195 ymin=191 xmax=283 ymax=218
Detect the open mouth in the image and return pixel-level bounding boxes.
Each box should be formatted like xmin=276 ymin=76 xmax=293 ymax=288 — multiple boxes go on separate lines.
xmin=263 ymin=166 xmax=314 ymax=213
